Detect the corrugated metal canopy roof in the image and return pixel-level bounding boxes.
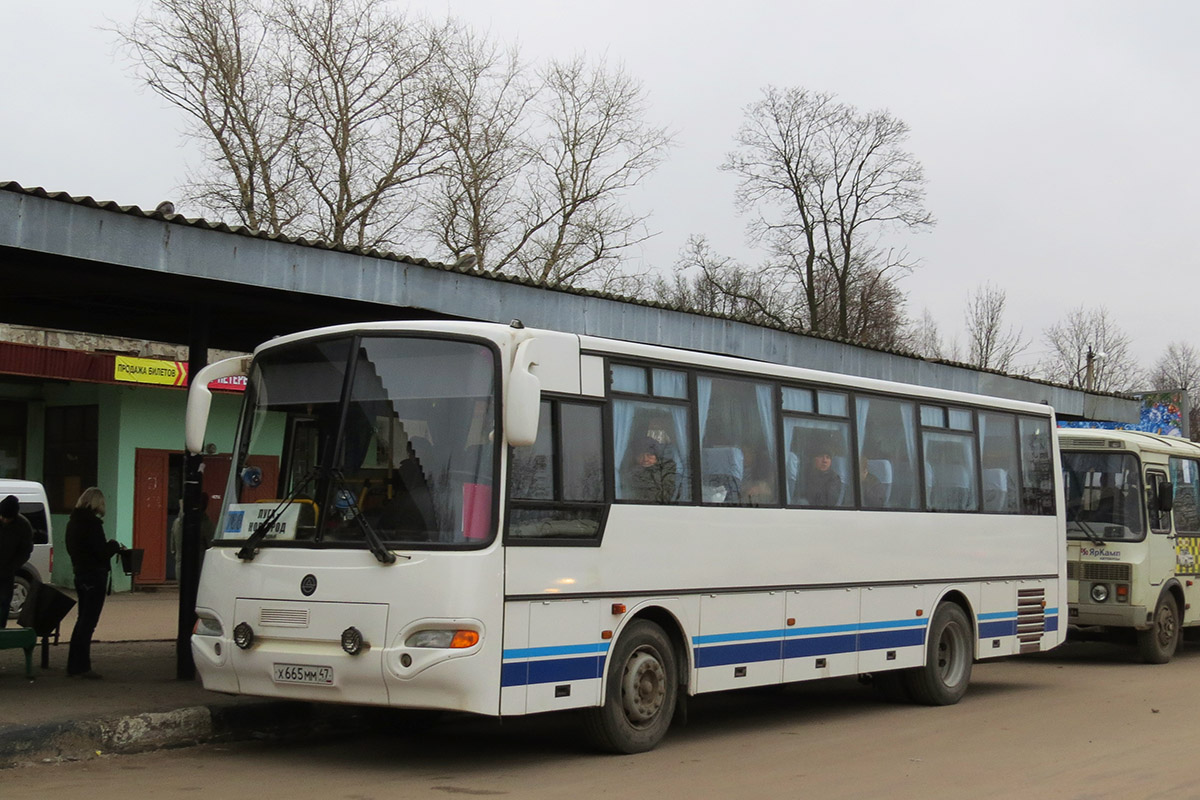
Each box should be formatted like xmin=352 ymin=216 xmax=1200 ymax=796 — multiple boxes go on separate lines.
xmin=0 ymin=180 xmax=1139 ymax=423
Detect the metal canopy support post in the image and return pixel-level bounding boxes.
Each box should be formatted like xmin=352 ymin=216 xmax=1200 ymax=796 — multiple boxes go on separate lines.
xmin=177 ymin=304 xmax=211 ymax=680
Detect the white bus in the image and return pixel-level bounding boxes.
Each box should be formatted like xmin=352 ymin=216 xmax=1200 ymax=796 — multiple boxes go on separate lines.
xmin=1059 ymin=428 xmax=1200 ymax=662
xmin=186 ymin=320 xmax=1065 ymax=753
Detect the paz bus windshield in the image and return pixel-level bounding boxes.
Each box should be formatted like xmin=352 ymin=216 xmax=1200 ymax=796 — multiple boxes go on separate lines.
xmin=219 ymin=334 xmax=499 ymax=548
xmin=1061 ymin=451 xmax=1145 ymax=541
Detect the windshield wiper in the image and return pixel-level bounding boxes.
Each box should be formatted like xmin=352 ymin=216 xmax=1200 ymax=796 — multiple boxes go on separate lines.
xmin=237 ymin=466 xmax=322 ymax=561
xmin=1072 ymin=518 xmax=1107 ymax=547
xmin=331 ymin=471 xmax=397 ymax=565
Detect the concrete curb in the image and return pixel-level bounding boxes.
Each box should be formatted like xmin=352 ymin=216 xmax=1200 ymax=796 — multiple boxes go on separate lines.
xmin=0 ymin=701 xmax=378 ymax=769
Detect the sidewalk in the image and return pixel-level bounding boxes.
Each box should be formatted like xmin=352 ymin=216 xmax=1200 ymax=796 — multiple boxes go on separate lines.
xmin=0 ymin=586 xmax=369 ymax=769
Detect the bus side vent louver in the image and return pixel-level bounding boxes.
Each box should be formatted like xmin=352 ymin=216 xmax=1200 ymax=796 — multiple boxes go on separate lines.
xmin=1016 ymin=588 xmax=1046 ymax=654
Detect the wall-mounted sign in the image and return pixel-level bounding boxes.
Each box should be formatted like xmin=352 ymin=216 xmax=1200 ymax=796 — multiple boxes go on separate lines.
xmin=114 ymin=356 xmax=187 ymax=386
xmin=113 ymin=356 xmax=247 ymax=392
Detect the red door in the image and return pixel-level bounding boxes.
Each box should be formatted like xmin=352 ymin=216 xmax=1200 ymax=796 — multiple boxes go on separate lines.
xmin=133 ymin=449 xmax=170 ymax=585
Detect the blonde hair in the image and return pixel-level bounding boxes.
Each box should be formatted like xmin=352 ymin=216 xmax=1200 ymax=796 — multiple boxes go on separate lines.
xmin=75 ymin=486 xmax=107 ymax=518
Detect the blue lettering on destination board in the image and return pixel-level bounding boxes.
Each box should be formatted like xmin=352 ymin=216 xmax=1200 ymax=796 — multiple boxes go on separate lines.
xmin=225 ymin=510 xmax=245 ymax=534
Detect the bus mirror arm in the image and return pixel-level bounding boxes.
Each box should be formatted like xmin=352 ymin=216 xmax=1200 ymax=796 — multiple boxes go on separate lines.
xmin=186 ymin=356 xmax=252 ymax=455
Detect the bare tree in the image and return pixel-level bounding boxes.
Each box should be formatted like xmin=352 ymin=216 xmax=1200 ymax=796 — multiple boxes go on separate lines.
xmin=964 ymin=283 xmax=1027 ymax=371
xmin=1151 ymin=342 xmax=1200 ymax=436
xmin=119 ymin=0 xmax=451 ymax=249
xmin=653 ymin=236 xmax=789 ymax=326
xmin=116 ymin=0 xmax=303 ymax=234
xmin=271 ymin=0 xmax=448 ymax=248
xmin=721 ymin=86 xmax=932 ymax=344
xmin=1040 ymin=306 xmax=1140 ymax=392
xmin=118 ymin=3 xmax=668 ymax=284
xmin=511 ymin=56 xmax=672 ymax=287
xmin=424 ymin=25 xmax=536 ymax=270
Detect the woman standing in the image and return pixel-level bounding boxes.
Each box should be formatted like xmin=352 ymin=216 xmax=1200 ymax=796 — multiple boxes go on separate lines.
xmin=65 ymin=487 xmax=120 ymax=678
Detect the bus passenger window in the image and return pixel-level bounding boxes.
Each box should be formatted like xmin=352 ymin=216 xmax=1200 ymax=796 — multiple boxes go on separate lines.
xmin=785 ymin=419 xmax=851 ymax=508
xmin=1171 ymin=458 xmax=1200 ymax=534
xmin=697 ymin=376 xmax=777 ymax=506
xmin=856 ymin=396 xmax=918 ymax=509
xmin=509 ymin=400 xmax=607 ymax=540
xmin=613 ymin=399 xmax=690 ymax=503
xmin=1019 ymin=417 xmax=1055 ymax=515
xmin=979 ymin=413 xmax=1020 ymax=514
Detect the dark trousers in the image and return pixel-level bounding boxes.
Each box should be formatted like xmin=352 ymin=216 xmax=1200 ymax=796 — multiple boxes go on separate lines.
xmin=0 ymin=573 xmax=13 ymax=628
xmin=68 ymin=572 xmax=108 ymax=675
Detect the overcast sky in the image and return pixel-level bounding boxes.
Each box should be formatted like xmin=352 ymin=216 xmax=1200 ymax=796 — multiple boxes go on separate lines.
xmin=3 ymin=1 xmax=1197 ymax=371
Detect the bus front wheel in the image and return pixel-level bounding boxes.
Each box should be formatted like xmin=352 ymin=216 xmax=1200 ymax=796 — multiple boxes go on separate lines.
xmin=583 ymin=619 xmax=678 ymax=754
xmin=903 ymin=602 xmax=973 ymax=706
xmin=1137 ymin=593 xmax=1180 ymax=664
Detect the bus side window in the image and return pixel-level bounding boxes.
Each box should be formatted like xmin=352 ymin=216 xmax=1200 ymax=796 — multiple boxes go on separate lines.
xmin=1146 ymin=470 xmax=1171 ymax=533
xmin=509 ymin=400 xmax=607 ymax=541
xmin=1170 ymin=457 xmax=1200 ymax=535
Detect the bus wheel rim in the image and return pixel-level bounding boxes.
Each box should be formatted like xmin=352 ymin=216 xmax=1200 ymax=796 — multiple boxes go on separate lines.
xmin=622 ymin=649 xmax=666 ymax=726
xmin=937 ymin=620 xmax=967 ymax=684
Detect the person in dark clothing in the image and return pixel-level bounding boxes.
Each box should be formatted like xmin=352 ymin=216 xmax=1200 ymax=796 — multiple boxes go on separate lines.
xmin=65 ymin=487 xmax=121 ymax=679
xmin=805 ymin=448 xmax=844 ymax=507
xmin=627 ymin=436 xmax=677 ymax=503
xmin=0 ymin=494 xmax=35 ymax=628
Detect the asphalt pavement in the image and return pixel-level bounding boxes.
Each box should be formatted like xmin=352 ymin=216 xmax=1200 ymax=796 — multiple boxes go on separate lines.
xmin=0 ymin=586 xmax=374 ymax=769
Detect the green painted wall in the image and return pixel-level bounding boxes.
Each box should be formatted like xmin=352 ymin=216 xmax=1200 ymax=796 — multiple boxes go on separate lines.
xmin=21 ymin=381 xmax=245 ymax=590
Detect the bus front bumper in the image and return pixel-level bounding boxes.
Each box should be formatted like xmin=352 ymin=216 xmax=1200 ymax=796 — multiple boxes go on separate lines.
xmin=1069 ymin=603 xmax=1149 ymax=630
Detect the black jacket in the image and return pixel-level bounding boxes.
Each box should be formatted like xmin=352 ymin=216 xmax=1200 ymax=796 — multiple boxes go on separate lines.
xmin=65 ymin=508 xmax=119 ymax=576
xmin=0 ymin=512 xmax=34 ymax=576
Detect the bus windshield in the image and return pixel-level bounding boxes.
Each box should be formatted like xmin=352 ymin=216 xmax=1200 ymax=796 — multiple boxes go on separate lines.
xmin=220 ymin=334 xmax=498 ymax=548
xmin=1061 ymin=451 xmax=1145 ymax=541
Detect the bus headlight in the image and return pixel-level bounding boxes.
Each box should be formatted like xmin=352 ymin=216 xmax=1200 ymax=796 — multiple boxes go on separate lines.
xmin=194 ymin=614 xmax=223 ymax=637
xmin=405 ymin=629 xmax=480 ymax=649
xmin=1091 ymin=583 xmax=1110 ymax=603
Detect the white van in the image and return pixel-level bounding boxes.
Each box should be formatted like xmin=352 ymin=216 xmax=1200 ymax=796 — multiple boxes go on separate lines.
xmin=1 ymin=479 xmax=53 ymax=618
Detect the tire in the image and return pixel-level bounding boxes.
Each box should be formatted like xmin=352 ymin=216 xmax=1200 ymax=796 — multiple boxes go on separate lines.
xmin=903 ymin=603 xmax=973 ymax=706
xmin=10 ymin=575 xmax=31 ymax=619
xmin=583 ymin=619 xmax=678 ymax=754
xmin=1137 ymin=593 xmax=1181 ymax=664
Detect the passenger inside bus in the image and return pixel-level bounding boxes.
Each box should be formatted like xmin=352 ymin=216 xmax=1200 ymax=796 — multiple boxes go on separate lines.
xmin=626 ymin=436 xmax=678 ymax=503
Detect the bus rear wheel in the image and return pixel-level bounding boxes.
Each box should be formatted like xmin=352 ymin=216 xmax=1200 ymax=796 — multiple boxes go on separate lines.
xmin=903 ymin=602 xmax=973 ymax=706
xmin=583 ymin=619 xmax=677 ymax=754
xmin=1137 ymin=593 xmax=1180 ymax=664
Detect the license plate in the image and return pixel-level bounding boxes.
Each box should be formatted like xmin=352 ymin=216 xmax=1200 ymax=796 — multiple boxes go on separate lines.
xmin=272 ymin=663 xmax=334 ymax=685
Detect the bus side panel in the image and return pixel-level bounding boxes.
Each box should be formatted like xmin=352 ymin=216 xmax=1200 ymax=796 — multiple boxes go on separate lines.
xmin=858 ymin=585 xmax=929 ymax=673
xmin=500 ymin=601 xmax=530 ymax=715
xmin=524 ymin=599 xmax=604 ymax=713
xmin=782 ymin=587 xmax=860 ymax=681
xmin=693 ymin=591 xmax=784 ymax=693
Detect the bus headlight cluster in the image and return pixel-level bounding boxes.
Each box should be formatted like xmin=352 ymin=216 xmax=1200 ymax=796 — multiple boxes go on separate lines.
xmin=405 ymin=629 xmax=480 ymax=649
xmin=194 ymin=614 xmax=223 ymax=638
xmin=1091 ymin=583 xmax=1109 ymax=603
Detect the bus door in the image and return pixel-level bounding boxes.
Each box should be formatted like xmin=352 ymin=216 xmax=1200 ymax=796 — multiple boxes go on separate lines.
xmin=1144 ymin=468 xmax=1175 ymax=587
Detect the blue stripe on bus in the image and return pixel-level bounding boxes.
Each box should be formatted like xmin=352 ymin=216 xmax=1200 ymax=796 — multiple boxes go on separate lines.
xmin=499 ymin=608 xmax=1057 ymax=687
xmin=501 ymin=655 xmax=606 ymax=687
xmin=692 ymin=617 xmax=926 ymax=647
xmin=502 ymin=642 xmax=610 ymax=659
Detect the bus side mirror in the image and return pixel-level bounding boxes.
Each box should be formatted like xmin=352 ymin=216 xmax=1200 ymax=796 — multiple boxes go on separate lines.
xmin=1159 ymin=480 xmax=1174 ymax=514
xmin=506 ymin=338 xmax=541 ymax=447
xmin=186 ymin=356 xmax=252 ymax=455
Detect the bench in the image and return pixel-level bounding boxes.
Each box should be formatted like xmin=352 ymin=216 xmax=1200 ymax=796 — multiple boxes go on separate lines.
xmin=0 ymin=627 xmax=37 ymax=679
